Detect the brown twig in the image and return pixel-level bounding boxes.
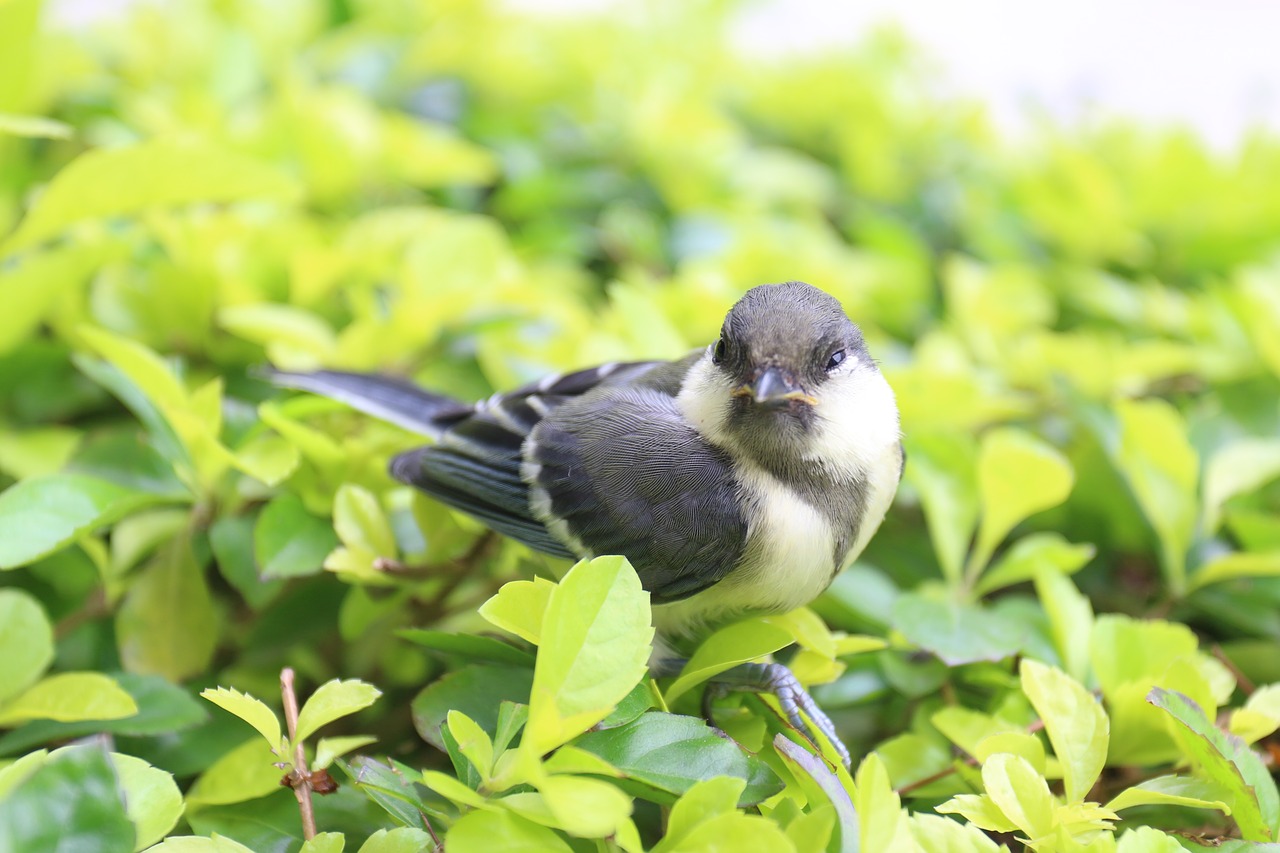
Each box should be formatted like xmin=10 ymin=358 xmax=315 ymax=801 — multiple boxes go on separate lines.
xmin=1211 ymin=644 xmax=1256 ymax=696
xmin=281 ymin=668 xmax=317 ymax=840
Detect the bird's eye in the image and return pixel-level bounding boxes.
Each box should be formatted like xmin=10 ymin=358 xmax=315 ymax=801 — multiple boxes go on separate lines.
xmin=825 ymin=349 xmax=847 ymax=372
xmin=712 ymin=338 xmax=727 ymax=364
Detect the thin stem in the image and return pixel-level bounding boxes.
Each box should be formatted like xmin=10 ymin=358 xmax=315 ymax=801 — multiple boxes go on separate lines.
xmin=281 ymin=668 xmax=317 ymax=840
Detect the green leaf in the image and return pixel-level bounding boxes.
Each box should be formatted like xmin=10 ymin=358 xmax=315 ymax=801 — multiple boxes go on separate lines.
xmin=185 ymin=738 xmax=284 ymax=807
xmin=1020 ymin=660 xmax=1109 ymax=803
xmin=664 ymin=616 xmax=795 ymax=703
xmin=0 ymin=744 xmax=134 ymax=853
xmin=446 ymin=808 xmax=573 ymax=852
xmin=115 ymin=535 xmax=218 ymax=681
xmin=537 ymin=774 xmax=634 ymax=838
xmin=1204 ymin=438 xmax=1280 ymax=533
xmin=656 ymin=810 xmax=797 ymax=853
xmin=356 ymin=828 xmax=436 ymax=853
xmin=1148 ymin=687 xmax=1280 ymax=841
xmin=571 ymin=712 xmax=783 ymax=806
xmin=903 ymin=432 xmax=979 ymax=586
xmin=1191 ymin=550 xmax=1280 ymax=591
xmin=892 ymin=592 xmax=1025 ymax=665
xmin=478 ymin=576 xmax=557 ymax=645
xmin=218 ymin=303 xmax=337 ymax=367
xmin=144 ymin=837 xmax=256 ymax=853
xmin=0 ymin=113 xmax=73 ymax=139
xmin=200 ymin=687 xmax=282 ymax=752
xmin=412 ymin=665 xmax=534 ymax=752
xmin=300 ymin=833 xmax=345 ymax=853
xmin=255 ymin=493 xmax=339 ymax=579
xmin=0 ymin=473 xmax=168 ymax=570
xmin=313 ymin=735 xmax=376 ymax=770
xmin=290 ymin=679 xmax=382 ymax=744
xmin=109 ymin=751 xmax=184 ymax=851
xmin=332 ymin=483 xmax=397 ymax=556
xmin=337 ymin=757 xmax=441 ymax=829
xmin=975 ymin=533 xmax=1095 ymax=597
xmin=523 ymin=556 xmax=653 ymax=755
xmin=2 ymin=139 xmax=298 ymax=257
xmin=0 ymin=589 xmax=52 ymax=705
xmin=1106 ymin=774 xmax=1233 ymax=815
xmin=969 ymin=427 xmax=1074 ymax=582
xmin=981 ymin=753 xmax=1055 ymax=841
xmin=1033 ymin=566 xmax=1095 ymax=682
xmin=1113 ymin=398 xmax=1199 ymax=595
xmin=0 ymin=242 xmax=102 ymax=356
xmin=399 ymin=629 xmax=535 ymax=666
xmin=0 ymin=672 xmax=137 ymax=727
xmin=909 ymin=813 xmax=1002 ymax=853
xmin=657 ymin=775 xmax=746 ymax=850
xmin=0 ymin=672 xmax=208 ymax=757
xmin=445 ymin=710 xmax=494 ymax=779
xmin=1115 ymin=826 xmax=1187 ymax=852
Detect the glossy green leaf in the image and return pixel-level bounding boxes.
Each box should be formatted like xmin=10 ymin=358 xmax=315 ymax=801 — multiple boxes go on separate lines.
xmin=1204 ymin=438 xmax=1280 ymax=533
xmin=313 ymin=735 xmax=376 ymax=770
xmin=0 ymin=672 xmax=137 ymax=727
xmin=904 ymin=431 xmax=979 ymax=586
xmin=299 ymin=833 xmax=345 ymax=853
xmin=909 ymin=813 xmax=1003 ymax=853
xmin=0 ymin=674 xmax=206 ymax=759
xmin=1148 ymin=687 xmax=1279 ymax=841
xmin=657 ymin=775 xmax=746 ymax=850
xmin=108 ymin=750 xmax=184 ymax=850
xmin=1190 ymin=550 xmax=1280 ymax=591
xmin=0 ymin=589 xmax=52 ymax=705
xmin=1113 ymin=398 xmax=1199 ymax=595
xmin=892 ymin=592 xmax=1025 ymax=665
xmin=255 ymin=493 xmax=339 ymax=579
xmin=975 ymin=533 xmax=1095 ymax=597
xmin=445 ymin=709 xmax=494 ymax=779
xmin=446 ymin=808 xmax=573 ymax=852
xmin=1115 ymin=826 xmax=1186 ymax=852
xmin=295 ymin=678 xmax=382 ymax=742
xmin=0 ymin=473 xmax=167 ymax=570
xmin=478 ymin=576 xmax=557 ymax=645
xmin=185 ymin=738 xmax=284 ymax=807
xmin=115 ymin=535 xmax=218 ymax=681
xmin=1033 ymin=565 xmax=1094 ymax=682
xmin=1020 ymin=660 xmax=1108 ymax=803
xmin=3 ymin=139 xmax=298 ymax=257
xmin=1106 ymin=774 xmax=1233 ymax=815
xmin=412 ymin=665 xmax=534 ymax=752
xmin=657 ymin=810 xmax=797 ymax=853
xmin=970 ymin=427 xmax=1074 ymax=581
xmin=332 ymin=483 xmax=397 ymax=556
xmin=523 ymin=556 xmax=653 ymax=755
xmin=144 ymin=837 xmax=257 ymax=853
xmin=571 ymin=712 xmax=782 ymax=806
xmin=981 ymin=753 xmax=1055 ymax=841
xmin=538 ymin=774 xmax=634 ymax=838
xmin=356 ymin=828 xmax=436 ymax=853
xmin=0 ymin=744 xmax=134 ymax=853
xmin=200 ymin=687 xmax=282 ymax=751
xmin=399 ymin=629 xmax=535 ymax=666
xmin=665 ymin=616 xmax=795 ymax=703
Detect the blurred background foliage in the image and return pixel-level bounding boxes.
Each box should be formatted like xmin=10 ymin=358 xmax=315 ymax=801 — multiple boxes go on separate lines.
xmin=3 ymin=0 xmax=1280 ymax=849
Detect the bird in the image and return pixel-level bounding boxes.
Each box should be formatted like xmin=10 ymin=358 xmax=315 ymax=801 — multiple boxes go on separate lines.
xmin=269 ymin=280 xmax=903 ymax=765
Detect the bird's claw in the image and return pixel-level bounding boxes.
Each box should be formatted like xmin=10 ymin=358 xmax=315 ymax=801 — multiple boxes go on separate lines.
xmin=705 ymin=662 xmax=852 ymax=768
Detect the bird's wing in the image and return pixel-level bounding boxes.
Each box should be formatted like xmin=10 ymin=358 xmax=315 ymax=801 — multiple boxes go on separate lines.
xmin=526 ymin=383 xmax=748 ymax=603
xmin=264 ymin=369 xmax=473 ymax=437
xmin=389 ymin=360 xmax=675 ymax=561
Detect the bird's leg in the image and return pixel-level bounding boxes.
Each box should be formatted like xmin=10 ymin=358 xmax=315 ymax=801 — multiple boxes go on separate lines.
xmin=709 ymin=662 xmax=852 ymax=769
xmin=650 ymin=658 xmax=851 ymax=768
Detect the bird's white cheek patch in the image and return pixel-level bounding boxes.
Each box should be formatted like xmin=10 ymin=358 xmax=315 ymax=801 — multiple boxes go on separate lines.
xmin=674 ymin=353 xmax=733 ymax=446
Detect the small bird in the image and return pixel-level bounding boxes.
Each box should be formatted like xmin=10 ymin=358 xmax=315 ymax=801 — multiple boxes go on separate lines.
xmin=271 ymin=281 xmax=903 ymax=764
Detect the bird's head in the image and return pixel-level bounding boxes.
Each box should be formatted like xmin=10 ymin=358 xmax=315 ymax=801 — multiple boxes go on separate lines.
xmin=679 ymin=281 xmax=892 ymax=475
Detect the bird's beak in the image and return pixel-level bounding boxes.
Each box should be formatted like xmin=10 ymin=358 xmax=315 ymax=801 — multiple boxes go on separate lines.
xmin=732 ymin=366 xmax=818 ymax=408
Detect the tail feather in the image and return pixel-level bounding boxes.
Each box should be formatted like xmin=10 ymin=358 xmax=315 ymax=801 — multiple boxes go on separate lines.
xmin=264 ymin=368 xmax=471 ymax=438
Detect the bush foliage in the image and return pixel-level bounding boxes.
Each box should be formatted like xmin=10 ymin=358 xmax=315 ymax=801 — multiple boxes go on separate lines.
xmin=2 ymin=1 xmax=1280 ymax=851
